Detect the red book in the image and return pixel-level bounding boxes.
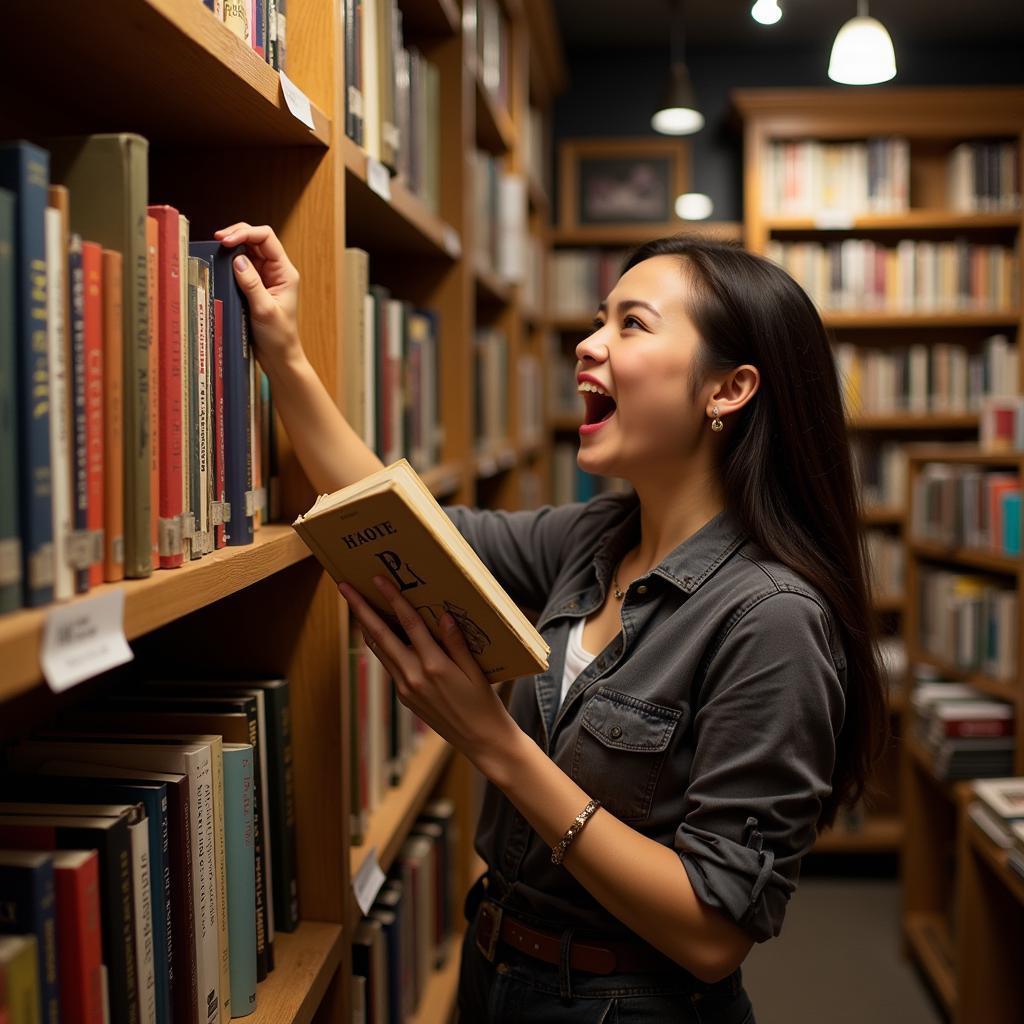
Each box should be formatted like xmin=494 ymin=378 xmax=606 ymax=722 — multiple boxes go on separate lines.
xmin=213 ymin=299 xmax=226 ymax=549
xmin=102 ymin=249 xmax=125 ymax=583
xmin=82 ymin=242 xmax=106 ymax=589
xmin=51 ymin=850 xmax=105 ymax=1024
xmin=146 ymin=216 xmax=161 ymax=570
xmin=944 ymin=718 xmax=1014 ymax=738
xmin=987 ymin=476 xmax=1019 ymax=553
xmin=146 ymin=205 xmax=184 ymax=568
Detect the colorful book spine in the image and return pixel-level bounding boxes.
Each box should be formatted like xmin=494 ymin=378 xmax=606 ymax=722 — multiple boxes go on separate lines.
xmin=223 ymin=745 xmax=257 ymax=1017
xmin=101 ymin=249 xmax=125 ymax=582
xmin=213 ymin=299 xmax=226 ymax=549
xmin=0 ymin=141 xmax=53 ymax=606
xmin=146 ymin=216 xmax=161 ymax=571
xmin=50 ymin=850 xmax=105 ymax=1024
xmin=0 ymin=186 xmax=18 ymax=613
xmin=67 ymin=232 xmax=90 ymax=594
xmin=82 ymin=241 xmax=105 ymax=589
xmin=178 ymin=215 xmax=191 ymax=562
xmin=0 ymin=935 xmax=42 ymax=1024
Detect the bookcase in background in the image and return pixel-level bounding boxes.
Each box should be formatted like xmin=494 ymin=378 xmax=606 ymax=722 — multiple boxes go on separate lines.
xmin=0 ymin=1 xmax=567 ymax=1022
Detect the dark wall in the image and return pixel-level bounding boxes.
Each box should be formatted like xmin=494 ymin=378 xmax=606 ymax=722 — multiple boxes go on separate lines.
xmin=553 ymin=44 xmax=1024 ymax=223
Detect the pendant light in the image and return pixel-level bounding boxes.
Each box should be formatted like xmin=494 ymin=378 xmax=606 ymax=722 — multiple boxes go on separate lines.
xmin=751 ymin=0 xmax=782 ymax=26
xmin=828 ymin=0 xmax=897 ymax=85
xmin=651 ymin=0 xmax=704 ymax=136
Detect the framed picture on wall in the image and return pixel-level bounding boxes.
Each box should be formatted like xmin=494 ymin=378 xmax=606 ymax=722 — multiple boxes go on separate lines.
xmin=560 ymin=138 xmax=690 ymax=233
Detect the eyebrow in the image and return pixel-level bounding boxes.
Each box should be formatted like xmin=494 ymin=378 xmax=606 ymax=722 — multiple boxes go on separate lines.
xmin=596 ymin=299 xmax=662 ymax=320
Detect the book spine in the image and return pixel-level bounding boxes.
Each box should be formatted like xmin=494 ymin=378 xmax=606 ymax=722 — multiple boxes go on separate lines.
xmin=222 ymin=747 xmax=257 ymax=1016
xmin=53 ymin=852 xmax=105 ymax=1024
xmin=68 ymin=234 xmax=90 ymax=594
xmin=146 ymin=217 xmax=160 ymax=572
xmin=146 ymin=206 xmax=184 ymax=569
xmin=186 ymin=258 xmax=199 ymax=560
xmin=195 ymin=261 xmax=211 ymax=556
xmin=213 ymin=300 xmax=225 ymax=549
xmin=82 ymin=242 xmax=105 ymax=589
xmin=127 ymin=820 xmax=157 ymax=1024
xmin=276 ymin=0 xmax=287 ymax=71
xmin=223 ymin=0 xmax=250 ymax=42
xmin=0 ymin=187 xmax=19 ymax=613
xmin=207 ymin=741 xmax=231 ymax=1022
xmin=3 ymin=936 xmax=43 ymax=1024
xmin=252 ymin=0 xmax=265 ymax=59
xmin=101 ymin=250 xmax=125 ymax=582
xmin=168 ymin=779 xmax=199 ymax=1024
xmin=178 ymin=217 xmax=191 ymax=561
xmin=0 ymin=143 xmax=53 ymax=606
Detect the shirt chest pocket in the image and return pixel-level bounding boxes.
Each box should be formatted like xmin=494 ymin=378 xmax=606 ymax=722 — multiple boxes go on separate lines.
xmin=570 ymin=687 xmax=684 ymax=825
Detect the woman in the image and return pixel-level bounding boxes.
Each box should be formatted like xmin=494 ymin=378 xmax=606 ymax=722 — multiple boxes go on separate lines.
xmin=215 ymin=224 xmax=887 ymax=1023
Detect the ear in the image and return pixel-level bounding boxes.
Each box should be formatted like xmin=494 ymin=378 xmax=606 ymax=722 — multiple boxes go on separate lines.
xmin=709 ymin=364 xmax=759 ymax=417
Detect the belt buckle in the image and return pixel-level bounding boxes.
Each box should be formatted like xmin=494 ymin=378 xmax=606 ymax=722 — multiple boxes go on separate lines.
xmin=476 ymin=900 xmax=503 ymax=963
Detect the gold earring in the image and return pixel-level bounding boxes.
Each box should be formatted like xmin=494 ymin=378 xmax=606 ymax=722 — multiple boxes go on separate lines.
xmin=711 ymin=405 xmax=724 ymax=432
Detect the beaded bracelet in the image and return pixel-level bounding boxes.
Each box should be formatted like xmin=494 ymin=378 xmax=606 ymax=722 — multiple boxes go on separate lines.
xmin=551 ymin=798 xmax=602 ymax=865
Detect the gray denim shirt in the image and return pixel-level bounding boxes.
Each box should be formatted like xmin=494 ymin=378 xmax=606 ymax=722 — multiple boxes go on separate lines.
xmin=445 ymin=491 xmax=847 ymax=943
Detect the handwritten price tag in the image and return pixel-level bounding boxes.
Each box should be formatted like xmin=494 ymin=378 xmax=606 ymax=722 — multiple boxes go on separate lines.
xmin=353 ymin=846 xmax=387 ymax=915
xmin=280 ymin=71 xmax=315 ymax=131
xmin=366 ymin=158 xmax=392 ymax=202
xmin=40 ymin=590 xmax=134 ymax=694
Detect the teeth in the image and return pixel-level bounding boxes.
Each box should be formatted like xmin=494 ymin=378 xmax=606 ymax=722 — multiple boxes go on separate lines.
xmin=578 ymin=381 xmax=611 ymax=397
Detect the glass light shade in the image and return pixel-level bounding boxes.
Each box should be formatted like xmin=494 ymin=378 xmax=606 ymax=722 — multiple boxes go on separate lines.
xmin=751 ymin=0 xmax=782 ymax=25
xmin=675 ymin=193 xmax=714 ymax=220
xmin=828 ymin=15 xmax=897 ymax=85
xmin=651 ymin=62 xmax=704 ymax=136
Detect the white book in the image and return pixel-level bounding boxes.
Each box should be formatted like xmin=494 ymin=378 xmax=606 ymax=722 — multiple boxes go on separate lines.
xmin=178 ymin=216 xmax=192 ymax=561
xmin=973 ymin=777 xmax=1024 ymax=821
xmin=362 ymin=0 xmax=381 ymax=161
xmin=128 ymin=816 xmax=158 ymax=1024
xmin=45 ymin=207 xmax=74 ymax=601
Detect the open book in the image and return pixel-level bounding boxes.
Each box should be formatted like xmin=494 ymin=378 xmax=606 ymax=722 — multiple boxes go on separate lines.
xmin=292 ymin=460 xmax=550 ymax=683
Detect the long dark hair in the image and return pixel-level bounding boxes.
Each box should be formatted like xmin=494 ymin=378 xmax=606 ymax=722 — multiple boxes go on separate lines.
xmin=622 ymin=235 xmax=888 ymax=831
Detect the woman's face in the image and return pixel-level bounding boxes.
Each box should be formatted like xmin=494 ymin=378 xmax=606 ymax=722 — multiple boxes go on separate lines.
xmin=575 ymin=255 xmax=710 ymax=480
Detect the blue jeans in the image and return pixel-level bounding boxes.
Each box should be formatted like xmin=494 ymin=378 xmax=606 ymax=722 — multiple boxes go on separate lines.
xmin=456 ymin=876 xmax=757 ymax=1023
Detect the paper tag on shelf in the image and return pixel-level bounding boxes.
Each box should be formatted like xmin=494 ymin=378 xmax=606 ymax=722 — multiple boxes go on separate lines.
xmin=279 ymin=71 xmax=315 ymax=131
xmin=443 ymin=227 xmax=462 ymax=259
xmin=40 ymin=590 xmax=134 ymax=695
xmin=353 ymin=846 xmax=387 ymax=916
xmin=367 ymin=157 xmax=392 ymax=202
xmin=814 ymin=209 xmax=855 ymax=230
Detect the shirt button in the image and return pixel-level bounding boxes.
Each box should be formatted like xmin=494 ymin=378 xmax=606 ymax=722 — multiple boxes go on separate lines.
xmin=609 ymin=725 xmax=623 ymax=739
xmin=636 ymin=584 xmax=648 ymax=595
xmin=567 ymin=600 xmax=578 ymax=609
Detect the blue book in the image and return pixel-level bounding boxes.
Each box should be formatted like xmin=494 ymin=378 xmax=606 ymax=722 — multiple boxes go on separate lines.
xmin=0 ymin=850 xmax=59 ymax=1024
xmin=189 ymin=242 xmax=253 ymax=546
xmin=223 ymin=743 xmax=257 ymax=1017
xmin=0 ymin=186 xmax=20 ymax=613
xmin=1002 ymin=490 xmax=1021 ymax=556
xmin=0 ymin=141 xmax=53 ymax=606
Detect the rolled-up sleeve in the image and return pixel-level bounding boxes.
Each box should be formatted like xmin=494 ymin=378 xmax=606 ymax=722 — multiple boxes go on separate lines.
xmin=675 ymin=590 xmax=847 ymax=942
xmin=444 ymin=502 xmax=588 ymax=613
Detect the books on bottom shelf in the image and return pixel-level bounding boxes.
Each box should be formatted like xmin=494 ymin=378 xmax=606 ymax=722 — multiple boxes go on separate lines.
xmin=353 ymin=799 xmax=458 ymax=1024
xmin=911 ymin=674 xmax=1016 ymax=780
xmin=0 ymin=676 xmax=298 ymax=1024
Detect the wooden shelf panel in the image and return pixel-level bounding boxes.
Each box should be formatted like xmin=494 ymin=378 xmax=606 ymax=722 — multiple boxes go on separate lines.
xmin=350 ymin=730 xmax=452 ymax=881
xmin=475 ymin=264 xmax=514 ymax=306
xmin=967 ymin=816 xmax=1024 ymax=907
xmin=551 ymin=222 xmax=743 ymax=247
xmin=905 ymin=911 xmax=957 ymax=1015
xmin=909 ymin=650 xmax=1018 ymax=703
xmin=408 ymin=931 xmax=464 ymax=1024
xmin=766 ymin=211 xmax=1022 ymax=233
xmin=814 ymin=814 xmax=903 ymax=853
xmin=251 ymin=922 xmax=344 ymax=1024
xmin=823 ymin=311 xmax=1020 ymax=328
xmin=862 ymin=506 xmax=905 ymax=525
xmin=475 ymin=74 xmax=516 ymax=154
xmin=904 ymin=447 xmax=1024 ymax=467
xmin=909 ymin=538 xmax=1021 ymax=576
xmin=848 ymin=414 xmax=979 ymax=430
xmin=475 ymin=445 xmax=519 ymax=480
xmin=342 ymin=137 xmax=462 ymax=259
xmin=0 ymin=525 xmax=310 ymax=702
xmin=3 ymin=0 xmax=330 ymax=146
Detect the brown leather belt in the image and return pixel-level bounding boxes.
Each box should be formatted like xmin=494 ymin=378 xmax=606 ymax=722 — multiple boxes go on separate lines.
xmin=475 ymin=898 xmax=676 ymax=976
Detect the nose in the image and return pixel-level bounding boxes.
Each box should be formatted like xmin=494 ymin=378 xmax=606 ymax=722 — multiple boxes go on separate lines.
xmin=575 ymin=325 xmax=609 ymax=365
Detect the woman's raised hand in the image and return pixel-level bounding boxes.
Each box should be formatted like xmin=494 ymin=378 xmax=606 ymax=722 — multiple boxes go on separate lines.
xmin=214 ymin=222 xmax=302 ymax=369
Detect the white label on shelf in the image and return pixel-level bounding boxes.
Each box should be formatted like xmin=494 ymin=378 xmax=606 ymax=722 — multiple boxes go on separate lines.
xmin=353 ymin=846 xmax=387 ymax=916
xmin=279 ymin=71 xmax=315 ymax=131
xmin=443 ymin=227 xmax=462 ymax=259
xmin=40 ymin=589 xmax=134 ymax=695
xmin=366 ymin=157 xmax=392 ymax=202
xmin=814 ymin=209 xmax=855 ymax=230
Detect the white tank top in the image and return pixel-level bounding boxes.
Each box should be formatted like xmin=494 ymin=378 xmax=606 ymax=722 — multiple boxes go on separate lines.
xmin=561 ymin=617 xmax=597 ymax=706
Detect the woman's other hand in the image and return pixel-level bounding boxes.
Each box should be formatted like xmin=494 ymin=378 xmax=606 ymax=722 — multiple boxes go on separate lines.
xmin=215 ymin=222 xmax=301 ymax=370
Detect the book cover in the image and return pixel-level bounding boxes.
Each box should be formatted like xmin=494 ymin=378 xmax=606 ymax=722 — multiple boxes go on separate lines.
xmin=222 ymin=744 xmax=256 ymax=1017
xmin=146 ymin=216 xmax=160 ymax=571
xmin=0 ymin=851 xmax=59 ymax=1024
xmin=212 ymin=299 xmax=226 ymax=549
xmin=0 ymin=186 xmax=19 ymax=613
xmin=66 ymin=231 xmax=90 ymax=595
xmin=81 ymin=241 xmax=105 ymax=589
xmin=188 ymin=243 xmax=253 ymax=547
xmin=293 ymin=460 xmax=549 ymax=682
xmin=185 ymin=257 xmax=198 ymax=560
xmin=49 ymin=134 xmax=152 ymax=579
xmin=0 ymin=935 xmax=42 ymax=1024
xmin=101 ymin=249 xmax=125 ymax=582
xmin=0 ymin=141 xmax=53 ymax=607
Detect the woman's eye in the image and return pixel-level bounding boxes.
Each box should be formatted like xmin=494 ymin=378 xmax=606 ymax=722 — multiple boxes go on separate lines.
xmin=622 ymin=314 xmax=645 ymax=330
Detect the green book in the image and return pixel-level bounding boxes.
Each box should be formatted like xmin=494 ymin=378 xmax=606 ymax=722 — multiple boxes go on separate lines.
xmin=223 ymin=743 xmax=257 ymax=1017
xmin=0 ymin=934 xmax=42 ymax=1024
xmin=49 ymin=134 xmax=152 ymax=578
xmin=0 ymin=186 xmax=20 ymax=613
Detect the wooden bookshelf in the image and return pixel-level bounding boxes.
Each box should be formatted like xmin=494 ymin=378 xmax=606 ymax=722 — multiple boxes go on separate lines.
xmin=904 ymin=910 xmax=957 ymax=1015
xmin=822 ymin=311 xmax=1021 ymax=329
xmin=765 ymin=211 xmax=1021 ymax=233
xmin=408 ymin=933 xmax=465 ymax=1024
xmin=815 ymin=814 xmax=903 ymax=854
xmin=848 ymin=414 xmax=980 ymax=431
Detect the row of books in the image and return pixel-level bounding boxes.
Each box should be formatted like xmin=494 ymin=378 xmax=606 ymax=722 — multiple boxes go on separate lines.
xmin=853 ymin=440 xmax=907 ymax=511
xmin=762 ymin=137 xmax=910 ymax=215
xmin=201 ymin=0 xmax=287 ymax=70
xmin=948 ymin=141 xmax=1022 ymax=213
xmin=476 ymin=0 xmax=511 ymax=110
xmin=342 ymin=249 xmax=443 ymax=472
xmin=352 ymin=799 xmax=457 ymax=1024
xmin=342 ymin=0 xmax=442 ymax=214
xmin=766 ymin=238 xmax=1020 ymax=313
xmin=912 ymin=464 xmax=1022 ymax=556
xmin=517 ymin=355 xmax=544 ymax=450
xmin=524 ymin=107 xmax=549 ymax=203
xmin=911 ymin=677 xmax=1015 ymax=780
xmin=0 ymin=678 xmax=297 ymax=1024
xmin=472 ymin=152 xmax=527 ymax=285
xmin=474 ymin=329 xmax=510 ymax=456
xmin=834 ymin=334 xmax=1018 ymax=418
xmin=347 ymin=632 xmax=428 ymax=846
xmin=548 ymin=248 xmax=631 ymax=318
xmin=968 ymin=777 xmax=1024 ymax=857
xmin=917 ymin=567 xmax=1018 ymax=681
xmin=0 ymin=137 xmax=273 ymax=616
xmin=865 ymin=528 xmax=904 ymax=602
xmin=521 ymin=233 xmax=546 ymax=317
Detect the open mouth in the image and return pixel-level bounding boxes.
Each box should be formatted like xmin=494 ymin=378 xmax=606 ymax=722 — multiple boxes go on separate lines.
xmin=582 ymin=391 xmax=617 ymax=426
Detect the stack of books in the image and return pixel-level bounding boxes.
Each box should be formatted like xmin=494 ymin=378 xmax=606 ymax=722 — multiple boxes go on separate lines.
xmin=911 ymin=677 xmax=1016 ymax=780
xmin=948 ymin=141 xmax=1021 ymax=213
xmin=0 ymin=136 xmax=275 ymax=618
xmin=549 ymin=249 xmax=632 ymax=319
xmin=352 ymin=800 xmax=457 ymax=1024
xmin=969 ymin=777 xmax=1024 ymax=849
xmin=203 ymin=0 xmax=287 ymax=70
xmin=0 ymin=678 xmax=298 ymax=1024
